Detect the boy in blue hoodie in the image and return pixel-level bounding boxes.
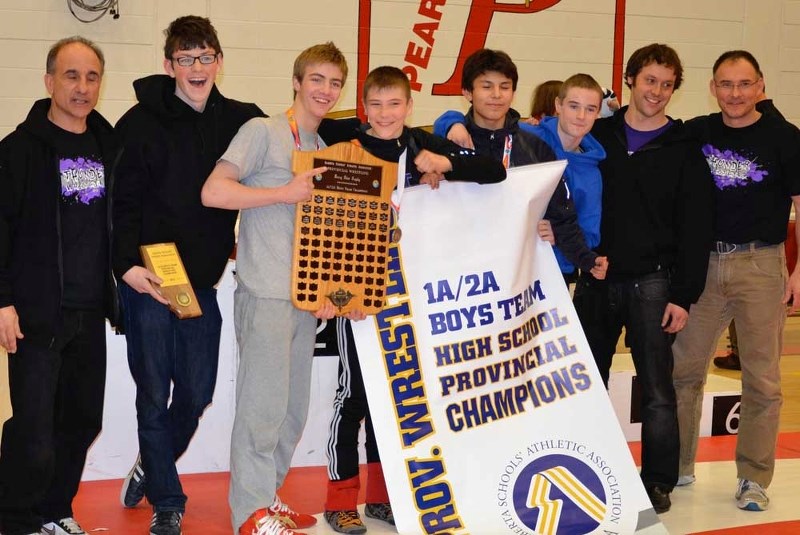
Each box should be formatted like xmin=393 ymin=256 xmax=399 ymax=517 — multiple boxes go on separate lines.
xmin=527 ymin=74 xmax=607 ymax=277
xmin=433 ymin=53 xmax=607 ymax=281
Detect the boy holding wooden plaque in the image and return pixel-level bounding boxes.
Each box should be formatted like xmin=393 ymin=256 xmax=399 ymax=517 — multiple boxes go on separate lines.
xmin=202 ymin=42 xmax=352 ymax=535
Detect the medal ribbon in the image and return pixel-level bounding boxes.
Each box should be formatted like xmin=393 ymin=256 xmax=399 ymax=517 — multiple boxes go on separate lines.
xmin=502 ymin=134 xmax=513 ymax=169
xmin=286 ymin=107 xmax=320 ymax=151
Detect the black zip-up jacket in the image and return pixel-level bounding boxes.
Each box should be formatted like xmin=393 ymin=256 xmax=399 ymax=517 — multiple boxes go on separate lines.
xmin=463 ymin=108 xmax=599 ymax=272
xmin=591 ymin=106 xmax=714 ymax=310
xmin=113 ymin=75 xmax=264 ymax=289
xmin=318 ymin=119 xmax=506 ymax=185
xmin=0 ymin=98 xmax=119 ymax=346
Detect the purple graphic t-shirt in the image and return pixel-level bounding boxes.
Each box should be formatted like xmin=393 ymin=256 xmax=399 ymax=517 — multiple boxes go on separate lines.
xmin=60 ymin=156 xmax=105 ymax=204
xmin=689 ymin=113 xmax=800 ymax=244
xmin=701 ymin=145 xmax=768 ymax=190
xmin=51 ymin=124 xmax=108 ymax=309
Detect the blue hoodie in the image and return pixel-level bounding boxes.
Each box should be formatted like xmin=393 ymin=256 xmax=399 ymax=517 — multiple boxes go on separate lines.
xmin=524 ymin=117 xmax=606 ymax=274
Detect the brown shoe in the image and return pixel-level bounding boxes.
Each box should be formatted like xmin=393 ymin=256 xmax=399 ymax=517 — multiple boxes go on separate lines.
xmin=713 ymin=352 xmax=741 ymax=370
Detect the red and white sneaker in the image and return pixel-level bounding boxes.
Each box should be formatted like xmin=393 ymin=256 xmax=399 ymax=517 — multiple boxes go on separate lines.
xmin=238 ymin=498 xmax=316 ymax=535
xmin=239 ymin=512 xmax=298 ymax=535
xmin=266 ymin=496 xmax=316 ymax=529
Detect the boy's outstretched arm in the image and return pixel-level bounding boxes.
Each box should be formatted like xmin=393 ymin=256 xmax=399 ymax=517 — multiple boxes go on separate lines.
xmin=433 ymin=110 xmax=474 ymax=149
xmin=416 ymin=129 xmax=505 ymax=184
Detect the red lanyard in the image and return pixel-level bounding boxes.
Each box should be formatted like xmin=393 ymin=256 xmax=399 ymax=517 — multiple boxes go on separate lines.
xmin=286 ymin=107 xmax=319 ymax=150
xmin=502 ymin=134 xmax=513 ymax=169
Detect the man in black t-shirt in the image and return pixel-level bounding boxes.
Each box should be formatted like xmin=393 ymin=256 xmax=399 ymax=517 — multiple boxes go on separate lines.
xmin=0 ymin=37 xmax=117 ymax=535
xmin=713 ymin=86 xmax=786 ymax=373
xmin=673 ymin=50 xmax=800 ymax=512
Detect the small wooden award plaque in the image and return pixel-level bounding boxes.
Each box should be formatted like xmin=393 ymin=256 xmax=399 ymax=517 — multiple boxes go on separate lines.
xmin=291 ymin=142 xmax=398 ymax=316
xmin=140 ymin=242 xmax=203 ymax=319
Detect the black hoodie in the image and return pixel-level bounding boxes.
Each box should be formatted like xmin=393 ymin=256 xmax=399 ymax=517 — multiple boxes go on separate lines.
xmin=318 ymin=119 xmax=507 ymax=185
xmin=0 ymin=98 xmax=118 ymax=345
xmin=590 ymin=106 xmax=714 ymax=310
xmin=113 ymin=75 xmax=264 ymax=289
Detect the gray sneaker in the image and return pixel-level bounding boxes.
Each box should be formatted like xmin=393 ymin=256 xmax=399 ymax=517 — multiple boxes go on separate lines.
xmin=364 ymin=503 xmax=395 ymax=526
xmin=324 ymin=510 xmax=366 ymax=534
xmin=120 ymin=454 xmax=146 ymax=507
xmin=676 ymin=474 xmax=696 ymax=486
xmin=736 ymin=478 xmax=769 ymax=511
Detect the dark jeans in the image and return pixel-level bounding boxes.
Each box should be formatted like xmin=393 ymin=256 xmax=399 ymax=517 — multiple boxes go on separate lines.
xmin=573 ymin=271 xmax=679 ymax=491
xmin=119 ymin=283 xmax=222 ymax=512
xmin=0 ymin=309 xmax=106 ymax=535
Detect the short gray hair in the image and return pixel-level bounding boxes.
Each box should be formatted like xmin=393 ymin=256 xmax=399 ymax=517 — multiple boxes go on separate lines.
xmin=46 ymin=36 xmax=105 ymax=75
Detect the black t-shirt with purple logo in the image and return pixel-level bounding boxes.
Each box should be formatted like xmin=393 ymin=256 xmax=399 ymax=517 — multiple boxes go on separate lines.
xmin=51 ymin=122 xmax=107 ymax=309
xmin=687 ymin=112 xmax=800 ymax=244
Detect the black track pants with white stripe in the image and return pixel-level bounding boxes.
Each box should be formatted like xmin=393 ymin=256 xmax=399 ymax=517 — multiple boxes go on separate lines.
xmin=325 ymin=317 xmax=381 ymax=481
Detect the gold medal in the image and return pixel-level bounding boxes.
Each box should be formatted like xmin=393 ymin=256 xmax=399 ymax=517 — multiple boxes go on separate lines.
xmin=391 ymin=227 xmax=402 ymax=243
xmin=176 ymin=292 xmax=192 ymax=307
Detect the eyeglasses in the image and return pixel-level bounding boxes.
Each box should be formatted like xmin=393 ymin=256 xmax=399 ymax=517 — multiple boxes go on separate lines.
xmin=714 ymin=80 xmax=759 ymax=92
xmin=171 ymin=54 xmax=218 ymax=67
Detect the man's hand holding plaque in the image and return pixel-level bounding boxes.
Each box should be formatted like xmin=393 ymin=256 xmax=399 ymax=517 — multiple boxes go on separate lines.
xmin=138 ymin=243 xmax=202 ymax=319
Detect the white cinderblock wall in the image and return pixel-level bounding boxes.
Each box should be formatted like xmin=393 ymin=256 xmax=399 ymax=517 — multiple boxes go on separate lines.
xmin=1 ymin=0 xmax=799 ymax=138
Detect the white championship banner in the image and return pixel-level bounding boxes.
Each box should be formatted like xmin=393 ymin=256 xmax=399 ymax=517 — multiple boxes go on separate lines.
xmin=351 ymin=162 xmax=667 ymax=535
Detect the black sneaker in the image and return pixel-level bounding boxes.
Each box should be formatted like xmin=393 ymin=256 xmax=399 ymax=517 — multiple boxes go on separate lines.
xmin=647 ymin=486 xmax=671 ymax=514
xmin=324 ymin=510 xmax=366 ymax=534
xmin=713 ymin=352 xmax=741 ymax=370
xmin=120 ymin=454 xmax=146 ymax=507
xmin=364 ymin=502 xmax=395 ymax=526
xmin=149 ymin=511 xmax=182 ymax=535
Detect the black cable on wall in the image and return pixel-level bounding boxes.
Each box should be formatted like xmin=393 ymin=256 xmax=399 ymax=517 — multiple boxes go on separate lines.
xmin=67 ymin=0 xmax=120 ymax=23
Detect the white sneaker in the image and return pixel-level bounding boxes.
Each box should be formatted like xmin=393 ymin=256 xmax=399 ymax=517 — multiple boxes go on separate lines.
xmin=41 ymin=517 xmax=87 ymax=535
xmin=676 ymin=474 xmax=696 ymax=486
xmin=735 ymin=478 xmax=769 ymax=511
xmin=256 ymin=516 xmax=298 ymax=535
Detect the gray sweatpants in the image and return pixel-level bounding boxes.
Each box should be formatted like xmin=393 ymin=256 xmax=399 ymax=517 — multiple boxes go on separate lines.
xmin=228 ymin=288 xmax=317 ymax=530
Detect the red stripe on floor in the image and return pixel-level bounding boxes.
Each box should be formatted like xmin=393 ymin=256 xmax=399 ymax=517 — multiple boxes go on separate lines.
xmin=692 ymin=520 xmax=800 ymax=535
xmin=627 ymin=431 xmax=800 ymax=465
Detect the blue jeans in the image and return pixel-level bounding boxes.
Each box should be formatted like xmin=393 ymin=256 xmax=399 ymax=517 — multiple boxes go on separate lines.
xmin=119 ymin=283 xmax=222 ymax=512
xmin=573 ymin=271 xmax=679 ymax=491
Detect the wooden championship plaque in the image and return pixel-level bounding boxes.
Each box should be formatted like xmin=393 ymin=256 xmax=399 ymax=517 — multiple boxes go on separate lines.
xmin=140 ymin=242 xmax=202 ymax=319
xmin=291 ymin=142 xmax=398 ymax=315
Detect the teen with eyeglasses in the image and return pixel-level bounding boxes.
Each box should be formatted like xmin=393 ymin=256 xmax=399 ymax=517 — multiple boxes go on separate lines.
xmin=112 ymin=16 xmax=264 ymax=535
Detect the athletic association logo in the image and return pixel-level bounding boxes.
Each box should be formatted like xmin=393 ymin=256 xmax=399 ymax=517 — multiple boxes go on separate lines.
xmin=497 ymin=441 xmax=627 ymax=535
xmin=515 ymin=454 xmax=605 ymax=534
